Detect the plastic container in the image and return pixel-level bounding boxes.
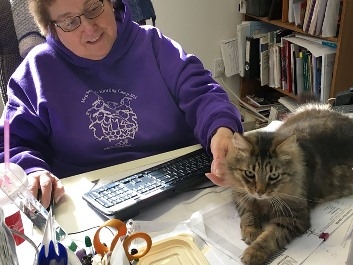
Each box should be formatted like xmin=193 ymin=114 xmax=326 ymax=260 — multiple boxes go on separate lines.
xmin=138 ymin=234 xmax=209 ymax=265
xmin=0 ymin=163 xmax=28 ymax=245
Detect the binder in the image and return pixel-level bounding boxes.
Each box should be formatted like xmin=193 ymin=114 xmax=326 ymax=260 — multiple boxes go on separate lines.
xmin=244 ymin=36 xmax=260 ymax=79
xmin=268 ymin=0 xmax=283 ymax=20
xmin=237 ymin=21 xmax=281 ymax=77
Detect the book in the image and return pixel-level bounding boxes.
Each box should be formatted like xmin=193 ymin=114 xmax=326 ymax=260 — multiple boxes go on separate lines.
xmin=246 ymin=93 xmax=280 ymax=107
xmin=293 ymin=0 xmax=307 ymax=28
xmin=239 ymin=105 xmax=270 ymax=123
xmin=290 ymin=43 xmax=300 ymax=95
xmin=301 ymin=49 xmax=310 ymax=92
xmin=321 ymin=0 xmax=341 ymax=37
xmin=221 ymin=38 xmax=239 ymax=77
xmin=288 ymin=0 xmax=294 ymax=23
xmin=313 ymin=0 xmax=329 ymax=35
xmin=278 ymin=96 xmax=300 ymax=112
xmin=280 ymin=43 xmax=287 ymax=90
xmin=283 ymin=38 xmax=293 ymax=93
xmin=268 ymin=44 xmax=275 ymax=88
xmin=320 ymin=52 xmax=335 ymax=102
xmin=295 ymin=54 xmax=304 ymax=96
xmin=303 ymin=0 xmax=316 ymax=33
xmin=239 ymin=97 xmax=273 ymax=113
xmin=268 ymin=104 xmax=291 ymax=122
xmin=282 ymin=35 xmax=336 ymax=101
xmin=274 ymin=44 xmax=282 ymax=88
xmin=294 ymin=33 xmax=337 ymax=48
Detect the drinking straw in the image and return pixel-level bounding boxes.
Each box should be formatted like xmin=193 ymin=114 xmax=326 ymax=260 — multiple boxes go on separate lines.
xmin=4 ymin=119 xmax=9 ymax=170
xmin=3 ymin=119 xmax=11 ymax=185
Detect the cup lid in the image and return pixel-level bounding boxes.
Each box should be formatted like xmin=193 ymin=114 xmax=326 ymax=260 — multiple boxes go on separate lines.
xmin=0 ymin=163 xmax=28 ymax=205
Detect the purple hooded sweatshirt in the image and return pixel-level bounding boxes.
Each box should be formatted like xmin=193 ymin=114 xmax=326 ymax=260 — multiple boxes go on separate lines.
xmin=0 ymin=0 xmax=243 ymax=178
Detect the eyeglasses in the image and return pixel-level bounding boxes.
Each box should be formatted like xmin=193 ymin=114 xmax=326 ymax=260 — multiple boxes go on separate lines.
xmin=53 ymin=0 xmax=105 ymax=32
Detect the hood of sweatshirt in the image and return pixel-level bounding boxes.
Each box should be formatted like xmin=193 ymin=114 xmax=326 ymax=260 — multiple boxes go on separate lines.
xmin=46 ymin=0 xmax=137 ymax=68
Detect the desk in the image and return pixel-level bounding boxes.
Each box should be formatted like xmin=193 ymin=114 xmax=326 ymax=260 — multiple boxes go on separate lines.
xmin=18 ymin=144 xmax=353 ymax=265
xmin=56 ymin=144 xmax=216 ymax=231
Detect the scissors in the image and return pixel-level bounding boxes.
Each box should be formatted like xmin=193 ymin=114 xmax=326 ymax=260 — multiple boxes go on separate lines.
xmin=37 ymin=208 xmax=68 ymax=265
xmin=93 ymin=219 xmax=152 ymax=261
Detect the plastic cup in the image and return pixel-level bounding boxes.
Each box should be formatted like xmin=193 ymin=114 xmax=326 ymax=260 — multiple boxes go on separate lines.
xmin=0 ymin=163 xmax=28 ymax=245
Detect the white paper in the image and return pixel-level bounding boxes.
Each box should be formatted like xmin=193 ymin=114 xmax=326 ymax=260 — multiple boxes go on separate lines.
xmin=188 ymin=197 xmax=353 ymax=264
xmin=109 ymin=238 xmax=130 ymax=265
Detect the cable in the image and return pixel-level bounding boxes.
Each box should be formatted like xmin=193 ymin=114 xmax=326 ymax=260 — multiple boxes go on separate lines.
xmin=176 ymin=184 xmax=216 ymax=193
xmin=67 ymin=225 xmax=100 ymax=236
xmin=180 ymin=187 xmax=229 ymax=205
xmin=10 ymin=228 xmax=39 ymax=262
xmin=220 ymin=76 xmax=242 ymax=102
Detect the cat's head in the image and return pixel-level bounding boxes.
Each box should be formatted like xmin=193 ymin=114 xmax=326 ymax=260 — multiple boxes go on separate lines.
xmin=225 ymin=132 xmax=306 ymax=201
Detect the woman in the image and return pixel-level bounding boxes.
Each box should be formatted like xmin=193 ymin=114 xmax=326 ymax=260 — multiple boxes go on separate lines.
xmin=0 ymin=0 xmax=242 ymax=207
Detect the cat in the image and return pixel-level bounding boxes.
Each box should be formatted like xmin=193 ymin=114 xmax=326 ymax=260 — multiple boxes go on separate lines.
xmin=224 ymin=103 xmax=353 ymax=265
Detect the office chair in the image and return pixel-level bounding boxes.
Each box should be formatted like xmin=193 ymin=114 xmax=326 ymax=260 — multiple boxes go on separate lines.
xmin=0 ymin=0 xmax=23 ymax=105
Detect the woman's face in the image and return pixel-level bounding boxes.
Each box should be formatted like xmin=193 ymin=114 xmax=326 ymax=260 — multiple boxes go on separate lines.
xmin=49 ymin=0 xmax=117 ymax=60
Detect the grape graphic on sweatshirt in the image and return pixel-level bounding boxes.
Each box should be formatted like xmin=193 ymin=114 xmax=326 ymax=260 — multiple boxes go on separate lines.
xmin=85 ymin=90 xmax=138 ymax=142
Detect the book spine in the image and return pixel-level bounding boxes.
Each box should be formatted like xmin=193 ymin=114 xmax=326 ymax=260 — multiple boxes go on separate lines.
xmin=285 ymin=39 xmax=292 ymax=93
xmin=305 ymin=0 xmax=317 ymax=33
xmin=302 ymin=50 xmax=309 ymax=92
xmin=280 ymin=45 xmax=287 ymax=90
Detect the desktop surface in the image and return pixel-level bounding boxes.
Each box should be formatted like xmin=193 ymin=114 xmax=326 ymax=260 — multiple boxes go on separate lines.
xmin=25 ymin=143 xmax=353 ymax=265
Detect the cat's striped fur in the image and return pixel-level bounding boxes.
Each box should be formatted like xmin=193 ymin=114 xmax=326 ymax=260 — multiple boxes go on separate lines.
xmin=225 ymin=103 xmax=353 ymax=265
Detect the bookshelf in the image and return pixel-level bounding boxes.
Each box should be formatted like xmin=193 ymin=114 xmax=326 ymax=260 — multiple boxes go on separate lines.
xmin=240 ymin=0 xmax=353 ymax=101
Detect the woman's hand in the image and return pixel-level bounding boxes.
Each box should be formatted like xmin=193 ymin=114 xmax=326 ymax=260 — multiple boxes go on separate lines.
xmin=27 ymin=171 xmax=65 ymax=208
xmin=205 ymin=127 xmax=234 ymax=187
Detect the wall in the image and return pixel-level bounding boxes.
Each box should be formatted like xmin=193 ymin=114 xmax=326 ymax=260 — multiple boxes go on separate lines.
xmin=151 ymin=0 xmax=242 ymax=103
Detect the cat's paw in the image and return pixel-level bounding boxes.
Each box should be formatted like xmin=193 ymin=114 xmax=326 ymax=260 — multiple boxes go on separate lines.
xmin=241 ymin=226 xmax=262 ymax=244
xmin=241 ymin=245 xmax=268 ymax=265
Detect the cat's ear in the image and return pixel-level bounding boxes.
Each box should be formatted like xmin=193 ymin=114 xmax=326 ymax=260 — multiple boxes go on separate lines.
xmin=275 ymin=135 xmax=298 ymax=159
xmin=231 ymin=133 xmax=252 ymax=153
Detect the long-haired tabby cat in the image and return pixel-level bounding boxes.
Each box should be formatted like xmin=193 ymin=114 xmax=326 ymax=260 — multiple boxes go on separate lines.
xmin=224 ymin=103 xmax=353 ymax=265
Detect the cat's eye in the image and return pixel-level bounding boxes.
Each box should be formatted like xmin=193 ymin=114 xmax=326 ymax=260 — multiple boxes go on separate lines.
xmin=268 ymin=173 xmax=280 ymax=181
xmin=244 ymin=170 xmax=255 ymax=180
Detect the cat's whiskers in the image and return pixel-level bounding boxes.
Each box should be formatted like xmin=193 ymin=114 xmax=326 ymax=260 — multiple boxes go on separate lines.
xmin=269 ymin=198 xmax=281 ymax=220
xmin=236 ymin=192 xmax=253 ymax=208
xmin=277 ymin=192 xmax=323 ymax=203
xmin=274 ymin=196 xmax=297 ymax=228
xmin=271 ymin=197 xmax=295 ymax=228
